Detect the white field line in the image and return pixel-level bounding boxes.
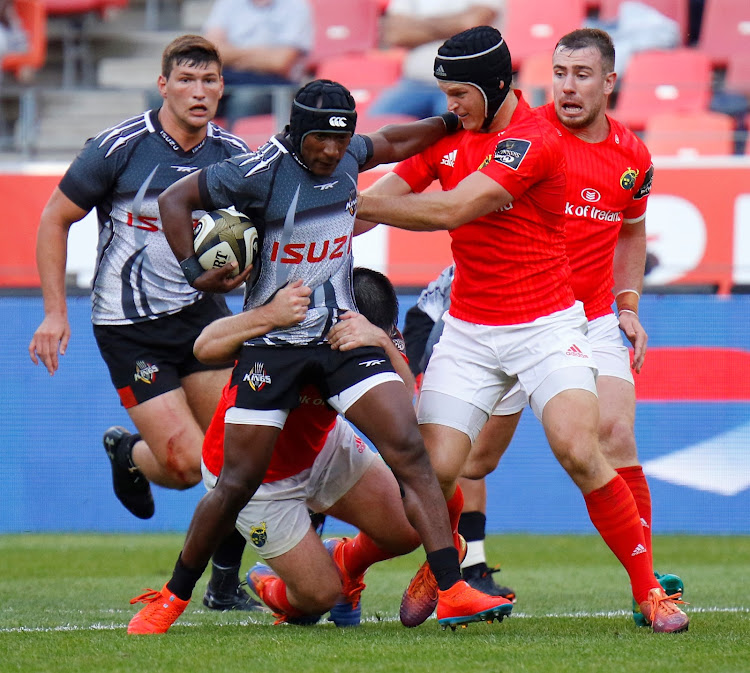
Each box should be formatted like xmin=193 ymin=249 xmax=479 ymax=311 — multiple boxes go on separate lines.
xmin=0 ymin=606 xmax=747 ymax=634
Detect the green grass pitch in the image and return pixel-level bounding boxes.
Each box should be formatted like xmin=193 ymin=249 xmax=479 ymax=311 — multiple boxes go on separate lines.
xmin=1 ymin=533 xmax=748 ymax=673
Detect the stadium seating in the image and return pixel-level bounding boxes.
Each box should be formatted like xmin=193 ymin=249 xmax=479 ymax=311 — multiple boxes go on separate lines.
xmin=1 ymin=0 xmax=47 ymax=81
xmin=613 ymin=48 xmax=713 ymax=130
xmin=698 ymin=0 xmax=750 ymax=67
xmin=355 ymin=113 xmax=419 ymax=135
xmin=516 ymin=51 xmax=553 ymax=107
xmin=43 ymin=0 xmax=129 ymax=86
xmin=644 ymin=110 xmax=735 ymax=156
xmin=503 ymin=0 xmax=587 ymax=70
xmin=315 ymin=49 xmax=405 ymax=115
xmin=724 ymin=53 xmax=750 ymax=98
xmin=308 ymin=0 xmax=380 ymax=67
xmin=596 ymin=0 xmax=689 ymax=44
xmin=231 ymin=114 xmax=278 ymax=151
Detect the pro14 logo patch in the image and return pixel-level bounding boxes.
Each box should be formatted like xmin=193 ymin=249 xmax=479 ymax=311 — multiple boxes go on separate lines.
xmin=633 ymin=164 xmax=654 ymax=200
xmin=493 ymin=138 xmax=531 ymax=171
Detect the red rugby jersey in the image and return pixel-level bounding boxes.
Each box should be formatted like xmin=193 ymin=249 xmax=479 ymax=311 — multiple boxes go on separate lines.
xmin=394 ymin=92 xmax=574 ymax=325
xmin=537 ymin=104 xmax=653 ymax=320
xmin=202 ymin=382 xmax=336 ymax=482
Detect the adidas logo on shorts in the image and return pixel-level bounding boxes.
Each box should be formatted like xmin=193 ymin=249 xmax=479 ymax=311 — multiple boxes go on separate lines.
xmin=565 ymin=344 xmax=589 ymax=358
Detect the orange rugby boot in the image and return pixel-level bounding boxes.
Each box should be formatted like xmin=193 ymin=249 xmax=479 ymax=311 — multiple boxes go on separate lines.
xmin=127 ymin=584 xmax=189 ymax=634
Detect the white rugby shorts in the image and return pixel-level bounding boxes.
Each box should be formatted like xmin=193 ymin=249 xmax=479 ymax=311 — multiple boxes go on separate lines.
xmin=201 ymin=417 xmax=375 ymax=559
xmin=491 ymin=311 xmax=633 ymax=416
xmin=417 ymin=302 xmax=598 ymax=440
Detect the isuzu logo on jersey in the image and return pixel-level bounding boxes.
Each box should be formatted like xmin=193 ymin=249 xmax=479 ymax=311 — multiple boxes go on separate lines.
xmin=581 ymin=188 xmax=601 ymax=203
xmin=329 ymin=116 xmax=348 ymax=128
xmin=620 ymin=168 xmax=639 ymax=190
xmin=493 ymin=138 xmax=531 ymax=171
xmin=134 ymin=360 xmax=159 ymax=384
xmin=244 ymin=362 xmax=271 ymax=391
xmin=269 ymin=234 xmax=352 ymax=264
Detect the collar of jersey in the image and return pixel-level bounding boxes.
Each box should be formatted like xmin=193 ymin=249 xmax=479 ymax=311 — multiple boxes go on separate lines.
xmin=149 ymin=109 xmax=208 ymax=157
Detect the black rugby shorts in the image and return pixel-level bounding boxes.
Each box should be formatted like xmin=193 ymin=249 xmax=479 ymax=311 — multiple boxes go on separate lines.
xmin=230 ymin=343 xmax=396 ymax=411
xmin=93 ymin=294 xmax=231 ymax=408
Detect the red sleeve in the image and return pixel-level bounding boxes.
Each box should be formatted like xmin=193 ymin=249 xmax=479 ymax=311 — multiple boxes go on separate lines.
xmin=393 ymin=145 xmax=440 ymax=193
xmin=479 ymin=130 xmax=559 ymax=200
xmin=623 ymin=143 xmax=653 ymax=222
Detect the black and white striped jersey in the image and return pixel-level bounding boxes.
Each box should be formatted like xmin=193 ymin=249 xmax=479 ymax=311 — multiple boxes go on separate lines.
xmin=58 ymin=109 xmax=248 ymax=325
xmin=201 ymin=133 xmax=372 ymax=346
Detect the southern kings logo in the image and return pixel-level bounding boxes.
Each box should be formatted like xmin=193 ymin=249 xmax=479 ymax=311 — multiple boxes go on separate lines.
xmin=244 ymin=362 xmax=271 ymax=391
xmin=134 ymin=360 xmax=159 ymax=384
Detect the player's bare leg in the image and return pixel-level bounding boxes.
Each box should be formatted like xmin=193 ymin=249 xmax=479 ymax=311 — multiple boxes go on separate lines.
xmin=597 ymin=375 xmax=684 ymax=623
xmin=541 ymin=387 xmax=688 ymax=632
xmin=344 ymin=381 xmax=455 ymax=552
xmin=126 ymin=390 xmax=205 ymax=488
xmin=180 ymin=423 xmax=280 ymax=570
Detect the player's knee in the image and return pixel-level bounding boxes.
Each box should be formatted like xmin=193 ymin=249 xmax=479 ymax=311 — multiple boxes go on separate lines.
xmin=383 ymin=426 xmax=429 ymax=471
xmin=553 ymin=434 xmax=600 ymax=483
xmin=461 ymin=454 xmax=496 ymax=480
xmin=152 ymin=431 xmax=202 ymax=487
xmin=162 ymin=452 xmax=202 ymax=489
xmin=599 ymin=417 xmax=638 ymax=464
xmin=294 ymin=580 xmax=342 ymax=613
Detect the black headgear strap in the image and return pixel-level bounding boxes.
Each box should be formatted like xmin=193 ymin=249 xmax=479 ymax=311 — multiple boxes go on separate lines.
xmin=288 ymin=79 xmax=357 ymax=161
xmin=434 ymin=26 xmax=513 ymax=131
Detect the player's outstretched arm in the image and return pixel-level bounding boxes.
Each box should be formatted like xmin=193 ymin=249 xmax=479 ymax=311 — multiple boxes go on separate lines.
xmin=362 ymin=113 xmax=459 ymax=171
xmin=358 ymin=170 xmax=512 ymax=232
xmin=159 ymin=171 xmax=252 ymax=294
xmin=327 ymin=311 xmax=415 ymax=389
xmin=194 ymin=280 xmax=311 ymax=365
xmin=353 ymin=172 xmax=413 ymax=236
xmin=29 ymin=188 xmax=88 ymax=375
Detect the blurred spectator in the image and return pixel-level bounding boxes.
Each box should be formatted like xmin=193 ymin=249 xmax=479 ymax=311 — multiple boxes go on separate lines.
xmin=0 ymin=0 xmax=28 ymax=60
xmin=368 ymin=1 xmax=504 ymax=119
xmin=687 ymin=0 xmax=704 ymax=46
xmin=203 ymin=0 xmax=313 ymax=127
xmin=585 ymin=1 xmax=679 ymax=77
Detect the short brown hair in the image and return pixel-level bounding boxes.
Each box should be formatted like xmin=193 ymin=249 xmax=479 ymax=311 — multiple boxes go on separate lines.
xmin=555 ymin=28 xmax=615 ymax=75
xmin=161 ymin=34 xmax=222 ymax=79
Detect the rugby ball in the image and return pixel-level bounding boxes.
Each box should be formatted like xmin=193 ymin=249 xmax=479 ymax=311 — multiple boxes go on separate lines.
xmin=193 ymin=207 xmax=258 ymax=278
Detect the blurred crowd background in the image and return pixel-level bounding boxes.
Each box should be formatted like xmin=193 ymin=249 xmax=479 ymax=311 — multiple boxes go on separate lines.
xmin=0 ymin=0 xmax=748 ymax=161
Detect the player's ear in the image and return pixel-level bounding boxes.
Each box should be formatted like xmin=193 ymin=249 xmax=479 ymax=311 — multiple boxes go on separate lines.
xmin=157 ymin=74 xmax=168 ymax=99
xmin=604 ymin=71 xmax=616 ymax=96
